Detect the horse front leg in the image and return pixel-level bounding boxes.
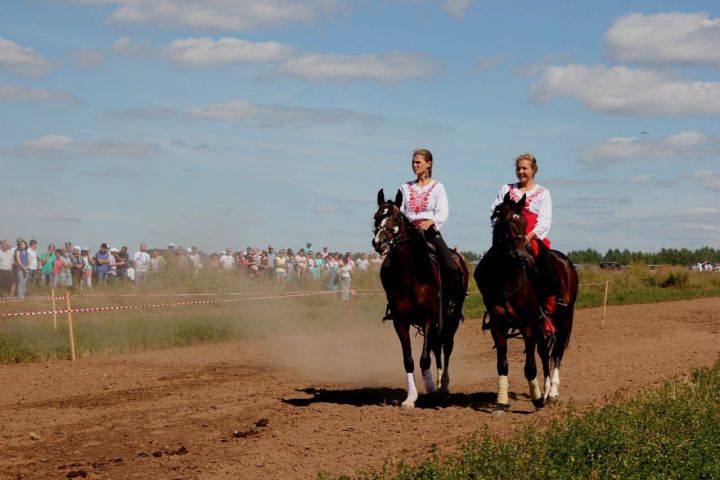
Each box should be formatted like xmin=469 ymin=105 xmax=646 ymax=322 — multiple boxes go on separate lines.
xmin=536 ymin=330 xmax=552 ymax=405
xmin=393 ymin=319 xmax=418 ymax=408
xmin=420 ymin=315 xmax=437 ymax=396
xmin=523 ymin=333 xmax=544 ymax=409
xmin=438 ymin=317 xmax=460 ymax=396
xmin=491 ymin=324 xmax=510 ymax=416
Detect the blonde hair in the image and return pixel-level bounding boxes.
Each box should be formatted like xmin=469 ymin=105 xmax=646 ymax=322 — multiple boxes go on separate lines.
xmin=413 ymin=148 xmax=433 ymax=178
xmin=515 ymin=152 xmax=537 ymax=175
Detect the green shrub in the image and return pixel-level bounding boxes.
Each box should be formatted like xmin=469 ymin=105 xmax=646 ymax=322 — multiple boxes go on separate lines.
xmin=331 ymin=361 xmax=720 ymax=480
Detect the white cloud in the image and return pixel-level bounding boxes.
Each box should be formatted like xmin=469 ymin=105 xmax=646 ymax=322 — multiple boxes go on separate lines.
xmin=107 ymin=106 xmax=181 ymax=119
xmin=13 ymin=135 xmax=162 ymax=159
xmin=68 ymin=49 xmax=107 ymax=68
xmin=625 ymin=175 xmax=678 ymax=187
xmin=113 ymin=36 xmax=293 ymax=66
xmin=0 ymin=38 xmax=55 ymax=76
xmin=607 ymin=12 xmax=720 ymax=67
xmin=687 ymin=207 xmax=720 ymax=216
xmin=189 ymin=100 xmax=379 ymax=127
xmin=163 ymin=37 xmax=294 ymax=66
xmin=441 ymin=0 xmax=476 ymax=19
xmin=689 ymin=170 xmax=720 ymax=190
xmin=95 ymin=0 xmax=340 ymax=31
xmin=581 ymin=131 xmax=719 ymax=167
xmin=0 ymin=85 xmax=80 ymax=104
xmin=275 ymin=53 xmax=438 ymax=83
xmin=531 ymin=64 xmax=720 ymax=116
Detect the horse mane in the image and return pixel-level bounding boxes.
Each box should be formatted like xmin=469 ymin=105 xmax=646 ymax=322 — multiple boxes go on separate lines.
xmin=491 ymin=203 xmax=506 ymax=248
xmin=398 ymin=212 xmax=436 ymax=285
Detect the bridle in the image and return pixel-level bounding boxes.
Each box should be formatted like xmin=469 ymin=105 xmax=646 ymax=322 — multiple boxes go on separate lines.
xmin=373 ymin=203 xmax=410 ymax=254
xmin=491 ymin=202 xmax=534 ymax=298
xmin=493 ymin=205 xmax=530 ymax=261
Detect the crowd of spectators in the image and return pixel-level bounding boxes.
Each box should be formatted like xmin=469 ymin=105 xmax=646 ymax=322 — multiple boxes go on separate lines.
xmin=690 ymin=262 xmax=720 ymax=272
xmin=0 ymin=238 xmax=383 ymax=300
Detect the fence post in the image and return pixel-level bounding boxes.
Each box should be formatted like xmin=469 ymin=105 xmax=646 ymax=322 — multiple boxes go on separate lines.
xmin=601 ymin=280 xmax=609 ymax=327
xmin=51 ymin=288 xmax=58 ymax=331
xmin=65 ymin=292 xmax=77 ymax=362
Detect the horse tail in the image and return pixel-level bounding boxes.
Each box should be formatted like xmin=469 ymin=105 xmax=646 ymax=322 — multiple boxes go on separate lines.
xmin=549 ymin=250 xmax=578 ymax=370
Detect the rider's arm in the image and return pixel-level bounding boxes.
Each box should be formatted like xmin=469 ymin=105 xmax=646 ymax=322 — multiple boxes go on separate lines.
xmin=533 ymin=189 xmax=552 ymax=240
xmin=432 ymin=183 xmax=449 ymax=230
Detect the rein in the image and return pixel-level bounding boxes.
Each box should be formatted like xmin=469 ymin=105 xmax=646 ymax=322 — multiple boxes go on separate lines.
xmin=376 ymin=207 xmax=411 ymax=250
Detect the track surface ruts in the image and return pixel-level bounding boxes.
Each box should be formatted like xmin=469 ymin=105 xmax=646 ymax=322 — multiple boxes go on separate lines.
xmin=1 ymin=297 xmax=719 ymax=479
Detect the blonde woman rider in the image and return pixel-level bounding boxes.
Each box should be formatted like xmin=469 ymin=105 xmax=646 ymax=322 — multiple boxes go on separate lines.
xmin=490 ymin=153 xmax=558 ymax=336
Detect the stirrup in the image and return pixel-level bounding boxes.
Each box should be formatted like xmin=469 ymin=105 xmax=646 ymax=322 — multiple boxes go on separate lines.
xmin=382 ymin=304 xmax=393 ymax=322
xmin=556 ymin=296 xmax=568 ymax=307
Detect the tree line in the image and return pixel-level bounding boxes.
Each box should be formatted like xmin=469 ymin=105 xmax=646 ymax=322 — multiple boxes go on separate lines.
xmin=459 ymin=247 xmax=720 ymax=266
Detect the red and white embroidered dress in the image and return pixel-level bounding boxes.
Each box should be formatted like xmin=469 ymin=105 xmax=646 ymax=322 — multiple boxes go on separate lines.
xmin=491 ymin=183 xmax=552 ymax=250
xmin=400 ymin=180 xmax=449 ymax=230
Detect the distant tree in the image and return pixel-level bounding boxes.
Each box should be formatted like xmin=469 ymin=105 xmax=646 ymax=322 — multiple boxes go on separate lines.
xmin=461 ymin=250 xmax=480 ymax=261
xmin=568 ymin=246 xmax=720 ymax=266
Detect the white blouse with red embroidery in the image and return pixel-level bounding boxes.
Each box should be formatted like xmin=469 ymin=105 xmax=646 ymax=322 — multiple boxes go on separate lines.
xmin=490 ymin=183 xmax=552 ymax=240
xmin=400 ymin=180 xmax=449 ymax=230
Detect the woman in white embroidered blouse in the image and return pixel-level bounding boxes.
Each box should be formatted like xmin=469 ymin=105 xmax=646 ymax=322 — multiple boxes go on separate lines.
xmin=490 ymin=152 xmax=558 ymax=333
xmin=400 ymin=148 xmax=462 ymax=317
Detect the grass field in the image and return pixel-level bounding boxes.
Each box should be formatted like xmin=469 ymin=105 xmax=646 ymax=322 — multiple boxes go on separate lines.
xmin=1 ymin=266 xmax=720 ymax=364
xmin=324 ymin=360 xmax=720 ymax=480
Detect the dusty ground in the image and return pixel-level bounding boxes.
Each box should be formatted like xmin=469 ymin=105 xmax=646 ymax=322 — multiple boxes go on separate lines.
xmin=1 ymin=297 xmax=719 ymax=480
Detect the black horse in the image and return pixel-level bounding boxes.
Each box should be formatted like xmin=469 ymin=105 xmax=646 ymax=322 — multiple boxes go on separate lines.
xmin=474 ymin=192 xmax=578 ymax=415
xmin=372 ymin=189 xmax=469 ymax=408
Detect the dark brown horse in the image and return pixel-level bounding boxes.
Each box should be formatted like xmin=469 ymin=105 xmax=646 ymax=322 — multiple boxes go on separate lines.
xmin=474 ymin=192 xmax=578 ymax=415
xmin=372 ymin=189 xmax=469 ymax=408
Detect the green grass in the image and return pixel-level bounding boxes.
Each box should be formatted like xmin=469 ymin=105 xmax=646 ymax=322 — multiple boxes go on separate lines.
xmin=2 ymin=266 xmax=720 ymax=363
xmin=462 ymin=264 xmax=720 ymax=319
xmin=321 ymin=361 xmax=720 ymax=480
xmin=0 ymin=280 xmax=384 ymax=363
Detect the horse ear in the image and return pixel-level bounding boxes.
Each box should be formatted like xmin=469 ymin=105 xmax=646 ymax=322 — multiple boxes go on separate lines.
xmin=377 ymin=189 xmax=385 ymax=206
xmin=503 ymin=191 xmax=511 ymax=203
xmin=394 ymin=189 xmax=403 ymax=207
xmin=517 ymin=194 xmax=526 ymax=210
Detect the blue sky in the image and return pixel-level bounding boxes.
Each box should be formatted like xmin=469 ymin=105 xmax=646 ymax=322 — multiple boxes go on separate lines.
xmin=1 ymin=1 xmax=719 ymax=254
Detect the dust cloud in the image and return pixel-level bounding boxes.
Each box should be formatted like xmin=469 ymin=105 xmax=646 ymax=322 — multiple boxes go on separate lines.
xmin=230 ymin=297 xmax=432 ymax=387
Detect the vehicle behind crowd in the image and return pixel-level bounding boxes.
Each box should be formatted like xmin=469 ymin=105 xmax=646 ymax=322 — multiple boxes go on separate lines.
xmin=0 ymin=238 xmax=383 ymax=298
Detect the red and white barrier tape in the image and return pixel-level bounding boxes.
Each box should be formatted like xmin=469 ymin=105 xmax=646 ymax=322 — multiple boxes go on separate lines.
xmin=0 ymin=288 xmax=386 ymax=303
xmin=0 ymin=290 xmax=358 ymax=318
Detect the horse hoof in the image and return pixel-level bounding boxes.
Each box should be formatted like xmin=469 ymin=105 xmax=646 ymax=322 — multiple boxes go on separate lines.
xmin=546 ymin=395 xmax=559 ymax=406
xmin=400 ymin=401 xmax=415 ymax=410
xmin=492 ymin=403 xmax=509 ymax=417
xmin=438 ymin=388 xmax=450 ymax=400
xmin=532 ymin=397 xmax=545 ymax=409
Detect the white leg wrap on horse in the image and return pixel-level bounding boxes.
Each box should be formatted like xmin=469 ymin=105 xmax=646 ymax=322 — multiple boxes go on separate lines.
xmin=550 ymin=368 xmax=560 ymax=397
xmin=440 ymin=367 xmax=450 ymax=393
xmin=528 ymin=377 xmax=542 ymax=400
xmin=403 ymin=372 xmax=418 ymax=406
xmin=497 ymin=375 xmax=509 ymax=405
xmin=422 ymin=369 xmax=436 ymax=393
xmin=543 ymin=376 xmax=552 ymax=400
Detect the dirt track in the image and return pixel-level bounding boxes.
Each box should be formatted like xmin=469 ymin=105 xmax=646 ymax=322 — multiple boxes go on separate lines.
xmin=1 ymin=297 xmax=719 ymax=480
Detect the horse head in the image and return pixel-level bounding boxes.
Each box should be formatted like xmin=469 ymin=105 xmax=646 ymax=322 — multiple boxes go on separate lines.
xmin=372 ymin=189 xmax=406 ymax=256
xmin=492 ymin=192 xmax=532 ymax=262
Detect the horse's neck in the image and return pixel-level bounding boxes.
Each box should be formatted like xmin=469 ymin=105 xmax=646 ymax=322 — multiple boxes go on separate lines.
xmin=390 ymin=228 xmax=434 ymax=284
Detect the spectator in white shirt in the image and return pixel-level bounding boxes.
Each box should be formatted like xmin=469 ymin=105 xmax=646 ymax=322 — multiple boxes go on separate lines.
xmin=219 ymin=248 xmax=235 ymax=271
xmin=133 ymin=243 xmax=151 ymax=285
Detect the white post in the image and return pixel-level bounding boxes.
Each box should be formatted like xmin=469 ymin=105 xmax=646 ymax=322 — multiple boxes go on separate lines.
xmin=51 ymin=288 xmax=58 ymax=331
xmin=601 ymin=280 xmax=609 ymax=327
